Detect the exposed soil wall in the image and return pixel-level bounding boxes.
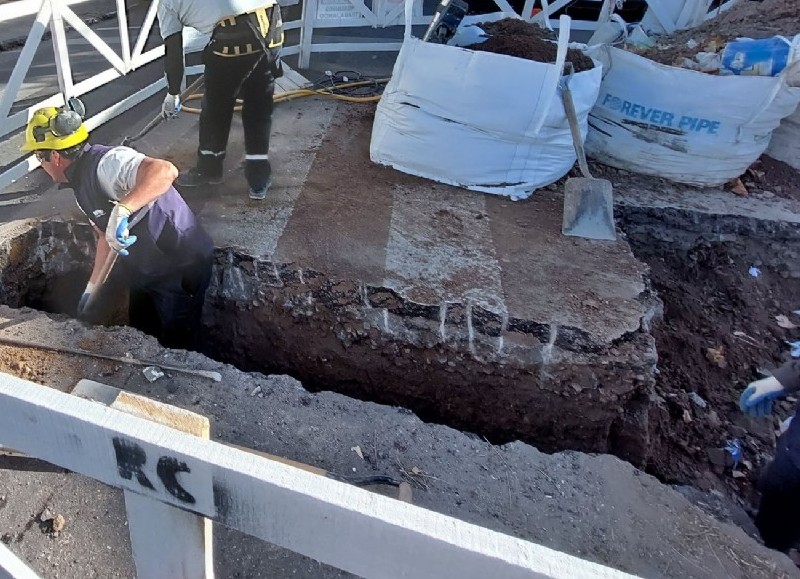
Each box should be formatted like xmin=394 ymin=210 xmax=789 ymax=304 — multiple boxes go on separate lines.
xmin=202 ymin=248 xmax=657 ymax=463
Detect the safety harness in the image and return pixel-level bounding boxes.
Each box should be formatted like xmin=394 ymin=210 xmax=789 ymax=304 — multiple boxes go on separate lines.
xmin=211 ymin=2 xmax=284 ymax=77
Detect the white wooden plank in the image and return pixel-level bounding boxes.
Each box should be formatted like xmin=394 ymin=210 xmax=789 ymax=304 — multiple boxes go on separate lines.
xmin=0 ymin=373 xmax=637 ymax=579
xmin=61 ymin=4 xmax=127 ymax=74
xmin=642 ymin=0 xmax=677 ymax=34
xmin=530 ymin=0 xmax=571 ymax=24
xmin=490 ymin=0 xmax=518 ymax=17
xmin=0 ymin=543 xmax=40 ymax=579
xmin=298 ymin=0 xmax=320 ymax=68
xmin=72 ymin=380 xmax=214 ymax=579
xmin=132 ymin=0 xmax=160 ymax=62
xmin=115 ymin=0 xmax=131 ymax=69
xmin=0 ymin=1 xmax=51 ymax=123
xmin=50 ymin=0 xmax=75 ymax=97
xmin=124 ymin=494 xmax=213 ymax=579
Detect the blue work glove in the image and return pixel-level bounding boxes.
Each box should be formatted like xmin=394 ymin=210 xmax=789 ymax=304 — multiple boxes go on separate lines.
xmin=161 ymin=93 xmax=181 ymax=120
xmin=739 ymin=376 xmax=785 ymax=418
xmin=77 ymin=281 xmax=96 ymax=317
xmin=105 ymin=203 xmax=137 ymax=256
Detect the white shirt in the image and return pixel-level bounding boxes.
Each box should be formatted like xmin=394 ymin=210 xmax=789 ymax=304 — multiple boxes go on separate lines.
xmin=157 ymin=0 xmax=270 ymax=38
xmin=96 ymin=146 xmax=145 ymax=200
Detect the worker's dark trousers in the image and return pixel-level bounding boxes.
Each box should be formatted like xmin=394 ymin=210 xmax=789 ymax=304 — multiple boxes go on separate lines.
xmin=196 ymin=44 xmax=275 ymax=191
xmin=128 ymin=256 xmax=213 ymax=352
xmin=756 ymin=432 xmax=800 ymax=551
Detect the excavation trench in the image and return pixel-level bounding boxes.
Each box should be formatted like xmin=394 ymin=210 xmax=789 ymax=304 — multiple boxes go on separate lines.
xmin=0 ymin=211 xmax=797 ymax=496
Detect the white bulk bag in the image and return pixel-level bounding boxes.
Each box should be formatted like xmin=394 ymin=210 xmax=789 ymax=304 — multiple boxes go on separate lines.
xmin=370 ymin=11 xmax=603 ymax=201
xmin=767 ymin=103 xmax=800 ymax=171
xmin=585 ymin=44 xmax=800 ymax=186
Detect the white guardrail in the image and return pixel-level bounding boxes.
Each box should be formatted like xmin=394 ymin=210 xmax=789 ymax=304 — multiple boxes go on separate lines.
xmin=0 ymin=372 xmax=640 ymax=578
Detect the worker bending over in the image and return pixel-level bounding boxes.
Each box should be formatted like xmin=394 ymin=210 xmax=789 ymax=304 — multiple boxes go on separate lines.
xmin=740 ymin=359 xmax=800 ymax=555
xmin=158 ymin=0 xmax=284 ymax=200
xmin=21 ymin=101 xmax=214 ymax=350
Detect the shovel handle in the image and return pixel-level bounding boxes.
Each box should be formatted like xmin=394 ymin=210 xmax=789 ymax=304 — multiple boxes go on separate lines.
xmin=560 ymin=63 xmax=592 ymax=179
xmin=122 ymin=75 xmax=205 ymax=147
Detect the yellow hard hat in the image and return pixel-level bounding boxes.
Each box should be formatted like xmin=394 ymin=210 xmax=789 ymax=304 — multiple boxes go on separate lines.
xmin=20 ymin=104 xmax=89 ymax=152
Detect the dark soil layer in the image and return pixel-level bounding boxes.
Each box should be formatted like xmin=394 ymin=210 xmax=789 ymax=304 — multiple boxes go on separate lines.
xmin=465 ymin=18 xmax=594 ymax=72
xmin=628 ymin=236 xmax=800 ymax=501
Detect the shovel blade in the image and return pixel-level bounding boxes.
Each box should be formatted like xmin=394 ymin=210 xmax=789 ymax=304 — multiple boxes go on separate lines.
xmin=562 ymin=177 xmax=616 ymax=241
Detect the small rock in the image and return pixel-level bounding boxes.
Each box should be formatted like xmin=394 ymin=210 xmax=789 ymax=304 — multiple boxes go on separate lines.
xmin=40 ymin=507 xmax=54 ymax=523
xmin=250 ymin=385 xmax=262 ymax=397
xmin=688 ymin=392 xmax=707 ymax=409
xmin=732 ymin=470 xmax=746 ymax=479
xmin=51 ymin=514 xmax=65 ymax=533
xmin=705 ymin=347 xmax=727 ymax=369
xmin=728 ymin=178 xmax=748 ymax=196
xmin=682 ymin=409 xmax=692 ymax=423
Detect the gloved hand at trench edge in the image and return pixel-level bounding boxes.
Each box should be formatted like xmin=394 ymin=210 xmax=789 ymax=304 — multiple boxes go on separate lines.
xmin=77 ymin=281 xmax=96 ymax=317
xmin=161 ymin=93 xmax=181 ymax=120
xmin=739 ymin=376 xmax=785 ymax=418
xmin=106 ymin=203 xmax=137 ymax=256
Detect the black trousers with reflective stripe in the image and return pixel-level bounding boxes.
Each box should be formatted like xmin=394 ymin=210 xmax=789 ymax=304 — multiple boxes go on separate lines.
xmin=197 ymin=42 xmax=274 ymax=190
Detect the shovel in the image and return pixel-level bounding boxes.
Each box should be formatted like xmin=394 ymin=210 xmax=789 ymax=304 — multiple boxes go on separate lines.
xmin=559 ymin=63 xmax=616 ymax=241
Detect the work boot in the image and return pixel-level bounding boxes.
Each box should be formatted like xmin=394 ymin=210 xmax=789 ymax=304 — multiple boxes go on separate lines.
xmin=248 ymin=177 xmax=272 ymax=201
xmin=176 ymin=167 xmax=223 ymax=188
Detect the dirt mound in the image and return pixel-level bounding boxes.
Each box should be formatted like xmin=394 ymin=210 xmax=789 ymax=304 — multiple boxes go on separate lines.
xmin=465 ymin=18 xmax=595 ymax=72
xmin=641 ymin=0 xmax=800 ymax=66
xmin=628 ymin=236 xmax=800 ymax=501
xmin=738 ymin=155 xmax=800 ymax=202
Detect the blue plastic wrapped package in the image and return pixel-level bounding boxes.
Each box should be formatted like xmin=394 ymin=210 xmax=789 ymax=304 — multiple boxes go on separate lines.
xmin=721 ymin=37 xmax=791 ymax=76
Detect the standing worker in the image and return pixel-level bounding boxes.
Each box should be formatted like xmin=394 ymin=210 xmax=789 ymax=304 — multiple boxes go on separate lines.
xmin=740 ymin=359 xmax=800 ymax=555
xmin=21 ymin=101 xmax=214 ymax=351
xmin=157 ymin=0 xmax=284 ymax=200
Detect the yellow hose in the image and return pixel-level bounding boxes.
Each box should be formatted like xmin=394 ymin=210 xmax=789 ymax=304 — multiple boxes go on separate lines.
xmin=181 ymin=78 xmax=390 ymax=114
